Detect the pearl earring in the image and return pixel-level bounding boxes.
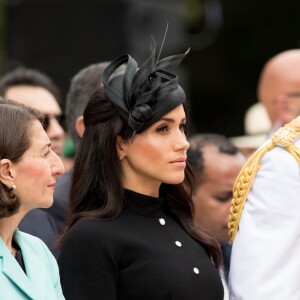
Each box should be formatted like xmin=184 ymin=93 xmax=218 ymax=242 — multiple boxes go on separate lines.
xmin=12 ymin=184 xmax=16 ymax=190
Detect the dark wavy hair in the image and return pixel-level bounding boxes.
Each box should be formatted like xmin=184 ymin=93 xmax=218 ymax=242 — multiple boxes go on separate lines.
xmin=60 ymin=87 xmax=221 ymax=268
xmin=0 ymin=98 xmax=44 ymax=218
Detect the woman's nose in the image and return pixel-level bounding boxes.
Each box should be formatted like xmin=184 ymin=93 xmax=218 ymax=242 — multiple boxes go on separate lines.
xmin=51 ymin=151 xmax=65 ymax=177
xmin=174 ymin=134 xmax=190 ymax=151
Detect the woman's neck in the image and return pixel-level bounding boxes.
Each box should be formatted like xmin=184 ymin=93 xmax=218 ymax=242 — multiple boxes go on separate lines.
xmin=122 ymin=180 xmax=160 ymax=198
xmin=0 ymin=213 xmax=22 ymax=254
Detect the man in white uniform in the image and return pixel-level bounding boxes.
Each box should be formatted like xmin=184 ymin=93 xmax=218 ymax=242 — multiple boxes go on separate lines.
xmin=228 ymin=117 xmax=300 ymax=299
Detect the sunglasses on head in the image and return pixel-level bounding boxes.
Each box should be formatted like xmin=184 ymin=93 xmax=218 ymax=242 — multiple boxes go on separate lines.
xmin=43 ymin=114 xmax=66 ymax=131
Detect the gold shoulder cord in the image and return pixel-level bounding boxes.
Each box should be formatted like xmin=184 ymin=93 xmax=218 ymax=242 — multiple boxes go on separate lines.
xmin=228 ymin=118 xmax=300 ymax=243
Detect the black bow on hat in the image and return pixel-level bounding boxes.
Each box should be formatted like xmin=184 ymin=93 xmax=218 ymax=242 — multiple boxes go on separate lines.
xmin=103 ymin=36 xmax=189 ymax=137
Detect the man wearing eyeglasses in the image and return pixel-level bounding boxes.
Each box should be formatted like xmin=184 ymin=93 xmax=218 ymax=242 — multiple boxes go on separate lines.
xmin=0 ymin=67 xmax=65 ymax=157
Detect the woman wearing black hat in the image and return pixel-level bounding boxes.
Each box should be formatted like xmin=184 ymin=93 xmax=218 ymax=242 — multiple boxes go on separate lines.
xmin=58 ymin=37 xmax=224 ymax=299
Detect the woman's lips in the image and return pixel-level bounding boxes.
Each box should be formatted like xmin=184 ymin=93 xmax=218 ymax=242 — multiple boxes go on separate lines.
xmin=170 ymin=157 xmax=187 ymax=167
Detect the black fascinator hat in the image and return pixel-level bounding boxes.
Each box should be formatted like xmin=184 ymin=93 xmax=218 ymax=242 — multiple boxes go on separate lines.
xmin=103 ymin=32 xmax=189 ymax=138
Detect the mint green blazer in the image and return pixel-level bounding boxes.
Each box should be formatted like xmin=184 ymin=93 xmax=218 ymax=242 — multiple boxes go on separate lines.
xmin=0 ymin=229 xmax=65 ymax=300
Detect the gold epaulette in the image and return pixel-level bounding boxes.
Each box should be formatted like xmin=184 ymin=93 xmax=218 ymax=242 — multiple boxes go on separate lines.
xmin=228 ymin=118 xmax=300 ymax=243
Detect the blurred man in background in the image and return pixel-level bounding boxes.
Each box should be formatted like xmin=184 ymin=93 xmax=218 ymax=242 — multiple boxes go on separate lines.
xmin=187 ymin=133 xmax=246 ymax=299
xmin=0 ymin=67 xmax=65 ymax=157
xmin=231 ymin=49 xmax=300 ymax=157
xmin=258 ymin=49 xmax=300 ymax=132
xmin=51 ymin=61 xmax=112 ymax=240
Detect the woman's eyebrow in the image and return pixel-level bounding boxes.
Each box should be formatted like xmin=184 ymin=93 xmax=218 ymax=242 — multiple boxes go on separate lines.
xmin=160 ymin=117 xmax=186 ymax=123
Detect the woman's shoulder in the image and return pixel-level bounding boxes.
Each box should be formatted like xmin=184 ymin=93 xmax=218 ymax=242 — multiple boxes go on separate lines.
xmin=60 ymin=217 xmax=127 ymax=259
xmin=64 ymin=217 xmax=121 ymax=243
xmin=72 ymin=216 xmax=115 ymax=230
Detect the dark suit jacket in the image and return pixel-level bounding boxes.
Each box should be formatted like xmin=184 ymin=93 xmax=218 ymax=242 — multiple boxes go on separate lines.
xmin=47 ymin=169 xmax=72 ymax=233
xmin=221 ymin=242 xmax=232 ymax=283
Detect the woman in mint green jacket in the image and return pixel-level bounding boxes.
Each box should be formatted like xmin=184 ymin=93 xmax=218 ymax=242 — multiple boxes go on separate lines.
xmin=0 ymin=98 xmax=65 ymax=299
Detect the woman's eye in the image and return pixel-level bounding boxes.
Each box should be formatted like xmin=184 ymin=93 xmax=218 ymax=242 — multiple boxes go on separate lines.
xmin=180 ymin=123 xmax=187 ymax=131
xmin=157 ymin=126 xmax=168 ymax=134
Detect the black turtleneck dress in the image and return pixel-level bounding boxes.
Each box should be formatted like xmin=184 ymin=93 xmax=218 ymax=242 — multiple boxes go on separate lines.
xmin=58 ymin=190 xmax=224 ymax=299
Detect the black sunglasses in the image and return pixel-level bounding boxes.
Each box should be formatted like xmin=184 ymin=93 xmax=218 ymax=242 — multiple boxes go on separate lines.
xmin=43 ymin=114 xmax=66 ymax=131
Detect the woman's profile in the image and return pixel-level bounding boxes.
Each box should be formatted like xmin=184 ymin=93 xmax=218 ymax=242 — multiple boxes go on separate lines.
xmin=0 ymin=98 xmax=65 ymax=299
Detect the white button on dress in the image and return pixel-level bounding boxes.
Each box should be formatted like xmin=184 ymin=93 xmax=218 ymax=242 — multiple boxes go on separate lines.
xmin=175 ymin=241 xmax=182 ymax=247
xmin=159 ymin=218 xmax=166 ymax=225
xmin=193 ymin=267 xmax=199 ymax=274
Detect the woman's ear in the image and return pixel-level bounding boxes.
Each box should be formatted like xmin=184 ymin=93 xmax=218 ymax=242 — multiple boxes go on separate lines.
xmin=75 ymin=115 xmax=85 ymax=138
xmin=0 ymin=159 xmax=15 ymax=187
xmin=116 ymin=136 xmax=127 ymax=160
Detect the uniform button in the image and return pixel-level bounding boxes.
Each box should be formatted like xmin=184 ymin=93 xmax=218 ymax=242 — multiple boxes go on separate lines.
xmin=193 ymin=267 xmax=199 ymax=274
xmin=175 ymin=241 xmax=182 ymax=247
xmin=159 ymin=218 xmax=166 ymax=225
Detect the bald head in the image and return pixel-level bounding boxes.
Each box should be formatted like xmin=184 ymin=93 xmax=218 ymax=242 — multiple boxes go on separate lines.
xmin=258 ymin=49 xmax=300 ymax=127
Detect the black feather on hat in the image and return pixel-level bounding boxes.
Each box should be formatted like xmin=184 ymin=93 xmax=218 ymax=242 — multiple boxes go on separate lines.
xmin=103 ymin=35 xmax=189 ymax=138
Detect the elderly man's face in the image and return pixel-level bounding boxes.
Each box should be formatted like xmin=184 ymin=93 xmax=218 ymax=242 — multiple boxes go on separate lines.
xmin=259 ymin=51 xmax=300 ymax=128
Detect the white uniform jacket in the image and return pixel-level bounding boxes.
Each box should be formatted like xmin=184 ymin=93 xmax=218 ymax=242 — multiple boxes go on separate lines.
xmin=229 ymin=121 xmax=300 ymax=300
